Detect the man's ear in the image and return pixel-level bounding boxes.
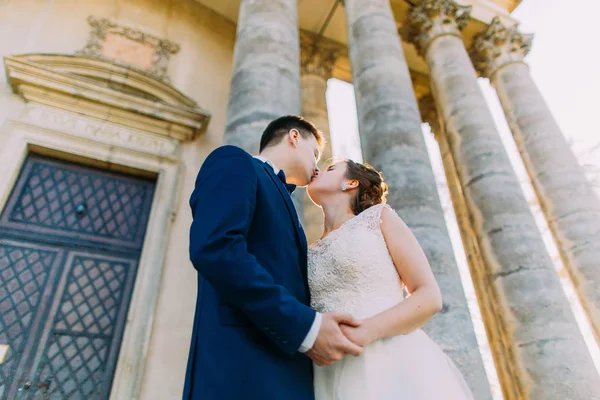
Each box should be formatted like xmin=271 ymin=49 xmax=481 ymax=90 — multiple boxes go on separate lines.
xmin=288 ymin=129 xmax=300 ymax=147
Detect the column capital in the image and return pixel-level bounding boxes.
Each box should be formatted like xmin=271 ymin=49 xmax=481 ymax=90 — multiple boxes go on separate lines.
xmin=470 ymin=17 xmax=533 ymax=78
xmin=300 ymin=30 xmax=344 ymax=80
xmin=401 ymin=0 xmax=471 ymax=56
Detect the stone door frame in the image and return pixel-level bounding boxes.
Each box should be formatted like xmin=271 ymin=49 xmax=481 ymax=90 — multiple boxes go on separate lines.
xmin=0 ymin=103 xmax=183 ymax=399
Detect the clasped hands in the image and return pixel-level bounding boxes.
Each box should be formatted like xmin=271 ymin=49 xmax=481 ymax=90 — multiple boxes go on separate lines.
xmin=306 ymin=312 xmax=374 ymax=367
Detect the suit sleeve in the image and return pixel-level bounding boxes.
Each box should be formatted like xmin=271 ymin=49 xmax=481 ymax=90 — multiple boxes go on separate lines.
xmin=189 ymin=146 xmax=316 ymax=355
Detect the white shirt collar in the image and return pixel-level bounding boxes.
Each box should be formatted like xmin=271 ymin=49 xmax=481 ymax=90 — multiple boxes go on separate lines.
xmin=254 ymin=155 xmax=280 ymax=174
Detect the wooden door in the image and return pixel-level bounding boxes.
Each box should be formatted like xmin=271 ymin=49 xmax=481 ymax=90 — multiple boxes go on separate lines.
xmin=0 ymin=155 xmax=155 ymax=399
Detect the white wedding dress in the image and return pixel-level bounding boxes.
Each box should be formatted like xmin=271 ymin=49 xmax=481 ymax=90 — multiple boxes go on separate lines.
xmin=308 ymin=204 xmax=473 ymax=400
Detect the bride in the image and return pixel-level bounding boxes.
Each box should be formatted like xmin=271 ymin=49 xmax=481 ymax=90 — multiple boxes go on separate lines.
xmin=306 ymin=159 xmax=474 ymax=400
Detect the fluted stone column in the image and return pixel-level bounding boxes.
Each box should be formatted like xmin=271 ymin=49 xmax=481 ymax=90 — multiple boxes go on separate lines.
xmin=471 ymin=17 xmax=600 ymax=347
xmin=420 ymin=94 xmax=521 ymax=400
xmin=344 ymin=1 xmax=490 ymax=397
xmin=403 ymin=2 xmax=600 ymax=399
xmin=299 ymin=31 xmax=341 ymax=244
xmin=224 ymin=0 xmax=304 ymax=217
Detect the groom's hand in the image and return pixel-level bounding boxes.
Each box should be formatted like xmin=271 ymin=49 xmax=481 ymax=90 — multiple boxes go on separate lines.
xmin=306 ymin=312 xmax=363 ymax=366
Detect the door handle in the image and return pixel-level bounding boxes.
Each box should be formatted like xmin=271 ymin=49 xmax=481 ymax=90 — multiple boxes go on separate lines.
xmin=17 ymin=380 xmax=33 ymax=391
xmin=17 ymin=378 xmax=52 ymax=393
xmin=38 ymin=378 xmax=52 ymax=393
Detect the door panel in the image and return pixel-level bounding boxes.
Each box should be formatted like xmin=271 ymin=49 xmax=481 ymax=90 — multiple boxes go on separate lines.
xmin=0 ymin=241 xmax=64 ymax=398
xmin=0 ymin=155 xmax=155 ymax=400
xmin=31 ymin=253 xmax=138 ymax=399
xmin=0 ymin=155 xmax=155 ymax=251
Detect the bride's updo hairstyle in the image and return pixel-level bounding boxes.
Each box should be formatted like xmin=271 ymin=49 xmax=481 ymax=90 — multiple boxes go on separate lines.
xmin=344 ymin=160 xmax=388 ymax=215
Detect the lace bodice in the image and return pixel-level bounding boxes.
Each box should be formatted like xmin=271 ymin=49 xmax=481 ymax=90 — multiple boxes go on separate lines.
xmin=308 ymin=204 xmax=405 ymax=319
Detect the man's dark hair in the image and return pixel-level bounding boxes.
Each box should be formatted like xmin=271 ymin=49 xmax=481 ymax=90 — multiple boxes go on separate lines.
xmin=259 ymin=115 xmax=324 ymax=153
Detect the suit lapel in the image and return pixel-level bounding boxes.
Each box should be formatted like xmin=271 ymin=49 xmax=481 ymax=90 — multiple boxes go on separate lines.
xmin=258 ymin=163 xmax=310 ymax=283
xmin=296 ymin=221 xmax=309 ymax=288
xmin=260 ymin=162 xmax=305 ymax=245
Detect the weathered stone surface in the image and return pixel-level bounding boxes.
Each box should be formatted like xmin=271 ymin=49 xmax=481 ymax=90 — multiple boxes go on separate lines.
xmin=300 ymin=72 xmax=328 ymax=244
xmin=223 ymin=0 xmax=302 ymax=153
xmin=420 ymin=94 xmax=522 ymax=400
xmin=300 ymin=30 xmax=343 ymax=244
xmin=405 ymin=2 xmax=600 ymax=398
xmin=223 ymin=0 xmax=304 ymax=217
xmin=472 ymin=17 xmax=600 ymax=350
xmin=345 ymin=0 xmax=490 ymax=397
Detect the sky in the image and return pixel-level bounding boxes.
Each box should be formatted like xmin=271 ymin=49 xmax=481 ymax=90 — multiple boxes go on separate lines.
xmin=325 ymin=1 xmax=600 ymax=398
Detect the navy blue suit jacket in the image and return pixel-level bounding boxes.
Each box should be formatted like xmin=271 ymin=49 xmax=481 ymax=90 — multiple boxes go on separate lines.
xmin=183 ymin=145 xmax=316 ymax=400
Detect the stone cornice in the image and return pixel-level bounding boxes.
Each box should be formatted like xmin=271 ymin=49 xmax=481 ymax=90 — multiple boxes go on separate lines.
xmin=4 ymin=54 xmax=211 ymax=141
xmin=401 ymin=0 xmax=472 ymax=57
xmin=470 ymin=17 xmax=533 ymax=78
xmin=300 ymin=30 xmax=345 ymax=80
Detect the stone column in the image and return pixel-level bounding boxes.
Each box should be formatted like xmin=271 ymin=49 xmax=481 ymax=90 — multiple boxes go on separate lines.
xmin=471 ymin=17 xmax=600 ymax=347
xmin=344 ymin=1 xmax=491 ymax=397
xmin=403 ymin=2 xmax=600 ymax=399
xmin=300 ymin=31 xmax=341 ymax=244
xmin=223 ymin=0 xmax=301 ymax=152
xmin=223 ymin=0 xmax=304 ymax=217
xmin=420 ymin=94 xmax=524 ymax=400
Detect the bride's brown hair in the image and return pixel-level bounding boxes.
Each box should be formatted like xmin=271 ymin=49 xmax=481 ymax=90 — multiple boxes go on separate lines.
xmin=344 ymin=160 xmax=388 ymax=215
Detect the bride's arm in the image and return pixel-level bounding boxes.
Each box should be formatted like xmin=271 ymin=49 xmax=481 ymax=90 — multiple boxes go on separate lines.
xmin=342 ymin=206 xmax=443 ymax=345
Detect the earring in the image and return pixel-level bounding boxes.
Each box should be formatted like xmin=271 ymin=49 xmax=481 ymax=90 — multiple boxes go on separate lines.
xmin=341 ymin=184 xmax=347 ymax=192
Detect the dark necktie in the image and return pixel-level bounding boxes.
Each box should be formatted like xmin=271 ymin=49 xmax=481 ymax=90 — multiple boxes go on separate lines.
xmin=276 ymin=169 xmax=296 ymax=194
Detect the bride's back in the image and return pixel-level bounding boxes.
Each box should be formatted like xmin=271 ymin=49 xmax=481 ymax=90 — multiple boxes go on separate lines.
xmin=308 ymin=204 xmax=405 ymax=319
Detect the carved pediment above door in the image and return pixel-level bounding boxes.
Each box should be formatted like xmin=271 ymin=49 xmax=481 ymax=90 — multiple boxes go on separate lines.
xmin=77 ymin=16 xmax=180 ymax=84
xmin=4 ymin=53 xmax=211 ymax=141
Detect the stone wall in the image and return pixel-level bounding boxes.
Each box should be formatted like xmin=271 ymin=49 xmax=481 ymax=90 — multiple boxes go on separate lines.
xmin=0 ymin=1 xmax=237 ymax=398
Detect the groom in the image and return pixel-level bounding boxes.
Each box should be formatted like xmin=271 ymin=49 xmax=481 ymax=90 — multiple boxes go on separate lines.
xmin=183 ymin=115 xmax=363 ymax=400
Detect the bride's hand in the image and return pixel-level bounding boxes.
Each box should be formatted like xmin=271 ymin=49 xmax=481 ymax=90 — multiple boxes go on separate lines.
xmin=340 ymin=323 xmax=376 ymax=348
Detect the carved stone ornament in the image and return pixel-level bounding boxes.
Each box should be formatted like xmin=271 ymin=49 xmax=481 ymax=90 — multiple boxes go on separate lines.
xmin=300 ymin=30 xmax=345 ymax=79
xmin=4 ymin=54 xmax=211 ymax=141
xmin=470 ymin=17 xmax=533 ymax=78
xmin=77 ymin=16 xmax=180 ymax=83
xmin=401 ymin=0 xmax=472 ymax=57
xmin=22 ymin=105 xmax=180 ymax=160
